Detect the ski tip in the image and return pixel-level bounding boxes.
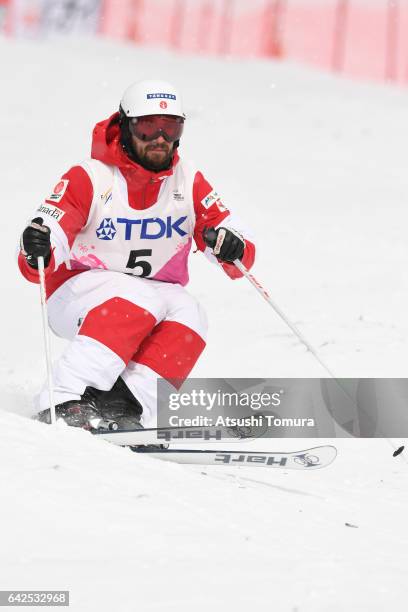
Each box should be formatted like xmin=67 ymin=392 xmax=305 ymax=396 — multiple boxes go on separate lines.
xmin=317 ymin=444 xmax=337 ymax=468
xmin=393 ymin=445 xmax=405 ymax=458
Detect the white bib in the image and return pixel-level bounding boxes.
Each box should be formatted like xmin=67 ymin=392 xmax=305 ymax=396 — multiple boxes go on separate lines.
xmin=68 ymin=159 xmax=196 ymax=286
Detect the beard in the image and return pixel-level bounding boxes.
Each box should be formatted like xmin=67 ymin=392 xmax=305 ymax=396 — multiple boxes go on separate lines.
xmin=136 ymin=142 xmax=174 ymax=172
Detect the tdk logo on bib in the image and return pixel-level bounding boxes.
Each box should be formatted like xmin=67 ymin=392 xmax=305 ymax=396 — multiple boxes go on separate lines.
xmin=96 ymin=216 xmax=187 ymax=240
xmin=117 ymin=216 xmax=187 ymax=240
xmin=96 ymin=218 xmax=116 ymax=240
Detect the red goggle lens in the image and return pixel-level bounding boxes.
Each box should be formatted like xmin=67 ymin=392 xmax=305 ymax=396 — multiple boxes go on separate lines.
xmin=129 ymin=115 xmax=184 ymax=142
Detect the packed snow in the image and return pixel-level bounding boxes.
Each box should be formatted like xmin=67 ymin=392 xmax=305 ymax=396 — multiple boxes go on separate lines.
xmin=1 ymin=34 xmax=408 ymax=611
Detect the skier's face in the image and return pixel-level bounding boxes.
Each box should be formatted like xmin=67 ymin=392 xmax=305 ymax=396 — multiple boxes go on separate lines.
xmin=130 ymin=134 xmax=175 ymax=171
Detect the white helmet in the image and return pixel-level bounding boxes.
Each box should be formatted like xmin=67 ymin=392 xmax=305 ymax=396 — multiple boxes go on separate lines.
xmin=120 ymin=79 xmax=185 ymax=119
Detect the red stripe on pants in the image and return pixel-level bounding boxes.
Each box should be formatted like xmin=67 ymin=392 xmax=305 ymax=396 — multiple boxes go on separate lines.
xmin=132 ymin=320 xmax=206 ymax=384
xmin=79 ymin=297 xmax=157 ymax=364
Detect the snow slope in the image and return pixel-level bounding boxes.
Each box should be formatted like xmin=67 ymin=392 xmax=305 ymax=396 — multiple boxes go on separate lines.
xmin=1 ymin=35 xmax=408 ymax=611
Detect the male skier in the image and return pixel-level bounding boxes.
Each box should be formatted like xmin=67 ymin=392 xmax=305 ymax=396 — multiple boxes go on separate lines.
xmin=19 ymin=79 xmax=255 ymax=430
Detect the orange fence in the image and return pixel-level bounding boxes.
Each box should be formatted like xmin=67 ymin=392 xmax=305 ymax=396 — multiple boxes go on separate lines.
xmin=3 ymin=0 xmax=408 ymax=84
xmin=99 ymin=0 xmax=408 ymax=84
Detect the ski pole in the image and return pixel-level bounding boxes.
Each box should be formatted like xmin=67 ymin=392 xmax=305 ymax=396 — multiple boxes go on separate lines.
xmin=203 ymin=227 xmax=334 ymax=374
xmin=37 ymin=256 xmax=56 ymax=425
xmin=204 ymin=228 xmax=405 ymax=457
xmin=232 ymin=258 xmax=338 ymax=379
xmin=233 ymin=258 xmax=406 ymax=459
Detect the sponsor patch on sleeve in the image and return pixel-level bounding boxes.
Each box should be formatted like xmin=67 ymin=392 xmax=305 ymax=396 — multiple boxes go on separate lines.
xmin=201 ymin=189 xmax=227 ymax=212
xmin=36 ymin=203 xmax=65 ymax=222
xmin=46 ymin=179 xmax=69 ymax=203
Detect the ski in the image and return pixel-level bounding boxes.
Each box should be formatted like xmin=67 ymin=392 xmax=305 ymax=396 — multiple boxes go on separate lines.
xmin=129 ymin=445 xmax=337 ymax=470
xmin=92 ymin=420 xmax=267 ymax=445
xmin=92 ymin=425 xmax=337 ymax=469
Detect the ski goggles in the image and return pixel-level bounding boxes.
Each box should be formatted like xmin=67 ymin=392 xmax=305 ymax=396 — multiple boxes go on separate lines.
xmin=129 ymin=115 xmax=184 ymax=143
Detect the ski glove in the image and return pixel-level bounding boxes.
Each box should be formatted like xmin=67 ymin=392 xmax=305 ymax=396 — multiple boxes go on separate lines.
xmin=20 ymin=217 xmax=51 ymax=269
xmin=203 ymin=226 xmax=245 ymax=262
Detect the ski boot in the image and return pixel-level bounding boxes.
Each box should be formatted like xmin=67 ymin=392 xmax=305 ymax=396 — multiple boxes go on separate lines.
xmin=34 ymin=399 xmax=118 ymax=431
xmin=95 ymin=378 xmax=168 ymax=450
xmin=81 ymin=377 xmax=143 ymax=430
xmin=35 ymin=377 xmax=167 ymax=449
xmin=34 ymin=378 xmax=141 ymax=431
xmin=83 ymin=378 xmax=168 ymax=448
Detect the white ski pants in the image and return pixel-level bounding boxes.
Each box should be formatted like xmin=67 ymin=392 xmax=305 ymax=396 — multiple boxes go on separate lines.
xmin=36 ymin=269 xmax=207 ymax=427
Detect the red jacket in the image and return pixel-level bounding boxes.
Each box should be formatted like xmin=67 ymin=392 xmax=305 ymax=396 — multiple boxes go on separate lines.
xmin=19 ymin=113 xmax=256 ymax=297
